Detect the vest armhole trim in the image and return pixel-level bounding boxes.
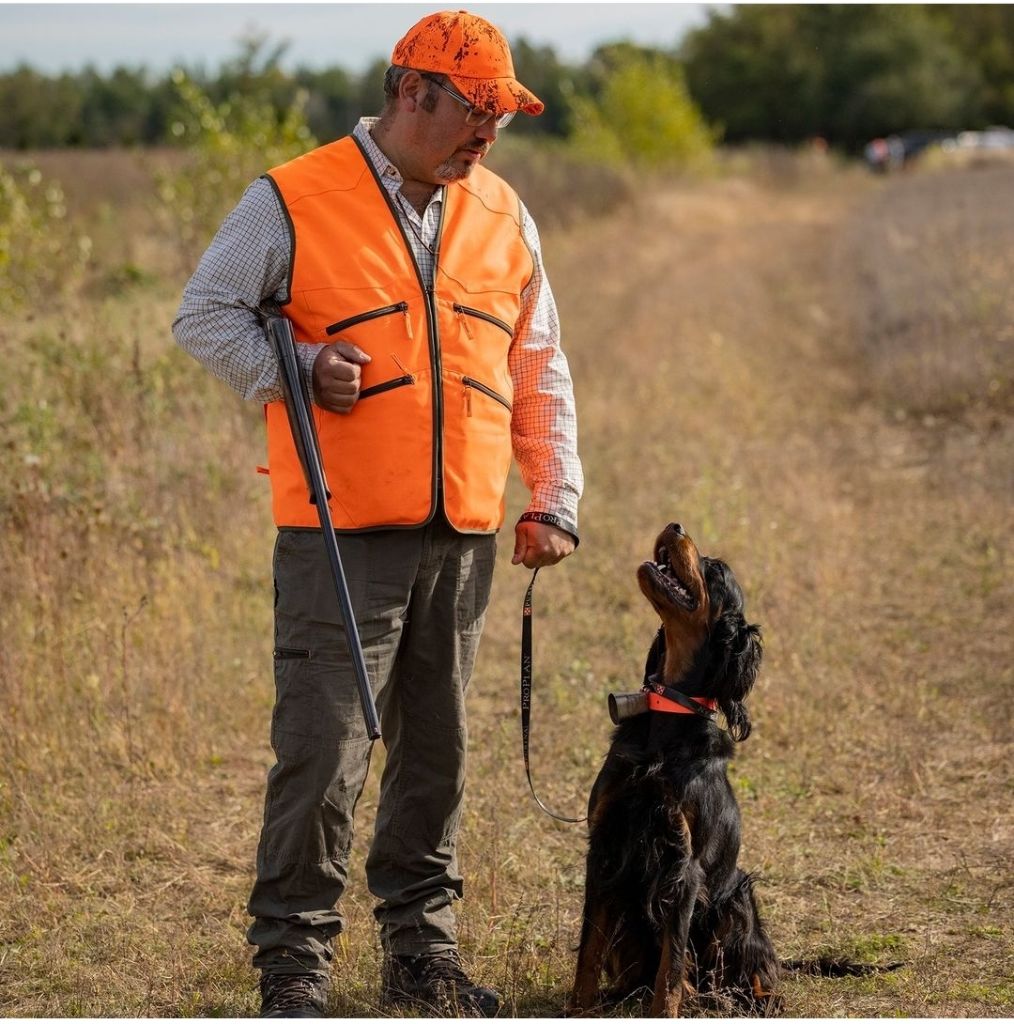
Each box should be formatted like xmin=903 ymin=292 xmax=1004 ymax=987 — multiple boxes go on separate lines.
xmin=518 ymin=194 xmax=536 ymax=296
xmin=262 ymin=172 xmax=296 ymax=307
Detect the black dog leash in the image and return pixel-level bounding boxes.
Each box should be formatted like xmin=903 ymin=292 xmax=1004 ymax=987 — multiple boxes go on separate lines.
xmin=521 ymin=569 xmax=587 ymax=824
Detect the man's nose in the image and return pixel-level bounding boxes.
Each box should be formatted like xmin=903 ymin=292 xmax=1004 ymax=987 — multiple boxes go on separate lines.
xmin=475 ymin=118 xmax=499 ymax=143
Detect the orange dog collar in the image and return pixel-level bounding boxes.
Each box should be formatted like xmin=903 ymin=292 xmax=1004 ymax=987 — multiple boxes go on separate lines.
xmin=646 ymin=691 xmax=717 ymax=715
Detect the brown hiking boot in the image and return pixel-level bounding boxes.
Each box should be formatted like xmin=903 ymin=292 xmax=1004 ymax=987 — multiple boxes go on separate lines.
xmin=259 ymin=971 xmax=329 ymax=1018
xmin=381 ymin=949 xmax=500 ymax=1017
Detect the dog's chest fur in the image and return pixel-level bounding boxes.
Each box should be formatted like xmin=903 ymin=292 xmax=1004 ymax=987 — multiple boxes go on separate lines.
xmin=588 ymin=717 xmax=743 ymax=918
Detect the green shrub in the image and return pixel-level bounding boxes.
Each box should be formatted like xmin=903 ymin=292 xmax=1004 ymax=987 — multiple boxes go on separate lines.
xmin=567 ymin=52 xmax=716 ymax=170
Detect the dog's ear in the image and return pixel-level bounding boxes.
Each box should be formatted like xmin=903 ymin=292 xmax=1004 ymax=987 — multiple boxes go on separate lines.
xmin=643 ymin=626 xmax=666 ymax=684
xmin=711 ymin=610 xmax=763 ymax=741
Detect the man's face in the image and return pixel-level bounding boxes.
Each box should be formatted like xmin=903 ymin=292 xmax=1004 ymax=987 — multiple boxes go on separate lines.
xmin=403 ymin=76 xmax=500 ymax=185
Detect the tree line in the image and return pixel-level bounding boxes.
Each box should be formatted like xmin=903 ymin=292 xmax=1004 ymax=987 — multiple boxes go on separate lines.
xmin=1 ymin=5 xmax=1011 ymax=152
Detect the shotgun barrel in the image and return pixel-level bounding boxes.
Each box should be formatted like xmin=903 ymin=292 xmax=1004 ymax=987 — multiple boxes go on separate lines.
xmin=265 ymin=313 xmax=381 ymax=742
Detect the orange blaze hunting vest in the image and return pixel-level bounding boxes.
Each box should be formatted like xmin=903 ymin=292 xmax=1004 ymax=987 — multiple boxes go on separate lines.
xmin=263 ymin=136 xmax=534 ymax=532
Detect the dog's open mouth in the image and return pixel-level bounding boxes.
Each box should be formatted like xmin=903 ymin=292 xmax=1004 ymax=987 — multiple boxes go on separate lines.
xmin=642 ymin=543 xmax=698 ymax=611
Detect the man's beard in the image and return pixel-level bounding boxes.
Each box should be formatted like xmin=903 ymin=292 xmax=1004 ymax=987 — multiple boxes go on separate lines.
xmin=434 ymin=143 xmax=488 ymax=183
xmin=434 ymin=158 xmax=474 ymax=182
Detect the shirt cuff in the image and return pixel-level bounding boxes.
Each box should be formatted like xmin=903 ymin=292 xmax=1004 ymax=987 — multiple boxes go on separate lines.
xmin=516 ymin=510 xmax=579 ymax=547
xmin=296 ymin=342 xmax=327 ymax=397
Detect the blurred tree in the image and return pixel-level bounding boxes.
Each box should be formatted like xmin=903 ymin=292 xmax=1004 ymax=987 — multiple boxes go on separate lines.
xmin=929 ymin=5 xmax=1014 ymax=125
xmin=355 ymin=58 xmax=388 ymax=119
xmin=297 ymin=66 xmax=356 ymax=142
xmin=820 ymin=6 xmax=981 ymax=144
xmin=587 ymin=40 xmax=681 ymax=79
xmin=681 ymin=4 xmax=982 ymax=149
xmin=2 ymin=9 xmax=1008 ymax=152
xmin=0 ymin=66 xmax=78 ymax=147
xmin=507 ymin=39 xmax=575 ymax=137
xmin=209 ymin=31 xmax=304 ymax=134
xmin=50 ymin=74 xmax=87 ymax=144
xmin=143 ymin=75 xmax=181 ymax=144
xmin=679 ymin=8 xmax=822 ymax=143
xmin=78 ymin=66 xmax=154 ymax=146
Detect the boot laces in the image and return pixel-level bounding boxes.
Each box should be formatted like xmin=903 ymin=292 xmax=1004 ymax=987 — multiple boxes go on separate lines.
xmin=262 ymin=973 xmax=322 ymax=1013
xmin=417 ymin=950 xmax=473 ymax=988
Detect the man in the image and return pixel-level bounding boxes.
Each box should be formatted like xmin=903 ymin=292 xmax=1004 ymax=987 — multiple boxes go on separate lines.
xmin=173 ymin=9 xmax=582 ymax=1018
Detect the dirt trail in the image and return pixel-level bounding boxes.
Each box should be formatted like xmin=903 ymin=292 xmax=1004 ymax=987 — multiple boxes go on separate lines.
xmin=470 ymin=168 xmax=1012 ymax=1016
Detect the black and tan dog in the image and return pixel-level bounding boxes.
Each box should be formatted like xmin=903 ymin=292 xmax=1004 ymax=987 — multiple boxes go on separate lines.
xmin=569 ymin=522 xmax=779 ymax=1017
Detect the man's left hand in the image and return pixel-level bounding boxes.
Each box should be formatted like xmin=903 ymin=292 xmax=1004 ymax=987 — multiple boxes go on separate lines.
xmin=511 ymin=521 xmax=576 ymax=569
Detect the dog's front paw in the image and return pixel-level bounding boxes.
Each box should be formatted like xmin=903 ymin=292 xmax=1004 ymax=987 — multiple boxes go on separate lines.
xmin=564 ymin=992 xmax=599 ymax=1018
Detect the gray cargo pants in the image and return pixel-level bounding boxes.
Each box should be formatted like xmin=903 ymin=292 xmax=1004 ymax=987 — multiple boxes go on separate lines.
xmin=247 ymin=515 xmax=496 ymax=974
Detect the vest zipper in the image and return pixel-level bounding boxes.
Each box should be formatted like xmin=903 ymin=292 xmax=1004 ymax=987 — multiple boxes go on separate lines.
xmin=425 ymin=283 xmax=443 ymax=501
xmin=355 ymin=129 xmax=445 ymax=525
xmin=325 ymin=301 xmax=409 ymax=337
xmin=463 ymin=376 xmax=512 ymax=413
xmin=453 ymin=304 xmax=514 ymax=339
xmin=427 ymin=194 xmax=448 ymax=511
xmin=358 ymin=374 xmax=414 ymax=400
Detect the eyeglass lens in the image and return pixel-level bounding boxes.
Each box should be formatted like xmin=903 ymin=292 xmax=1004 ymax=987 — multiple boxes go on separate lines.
xmin=425 ymin=74 xmax=515 ymax=129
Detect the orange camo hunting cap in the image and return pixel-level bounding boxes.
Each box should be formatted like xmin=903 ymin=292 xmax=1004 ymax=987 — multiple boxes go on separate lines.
xmin=392 ymin=9 xmax=545 ymax=116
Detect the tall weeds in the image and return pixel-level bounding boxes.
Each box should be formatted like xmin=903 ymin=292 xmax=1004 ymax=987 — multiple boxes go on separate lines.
xmin=0 ymin=161 xmax=92 ymax=311
xmin=835 ymin=164 xmax=1014 ymax=417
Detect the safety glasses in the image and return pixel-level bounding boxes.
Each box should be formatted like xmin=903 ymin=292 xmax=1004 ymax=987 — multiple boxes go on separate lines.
xmin=422 ymin=73 xmax=516 ymax=129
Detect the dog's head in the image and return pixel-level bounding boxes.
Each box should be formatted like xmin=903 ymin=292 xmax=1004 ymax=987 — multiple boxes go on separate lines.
xmin=637 ymin=522 xmax=762 ymax=741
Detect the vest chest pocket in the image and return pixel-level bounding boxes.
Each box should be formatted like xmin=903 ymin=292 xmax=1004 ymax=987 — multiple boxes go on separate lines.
xmin=453 ymin=303 xmax=514 ymax=340
xmin=359 ymin=374 xmax=415 ymax=401
xmin=462 ymin=376 xmax=512 ymax=416
xmin=326 ymin=301 xmax=412 ymax=339
xmin=320 ymin=299 xmax=422 ymax=402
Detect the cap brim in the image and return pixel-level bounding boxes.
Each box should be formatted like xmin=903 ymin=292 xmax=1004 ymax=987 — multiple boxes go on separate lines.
xmin=447 ymin=74 xmax=544 ymax=116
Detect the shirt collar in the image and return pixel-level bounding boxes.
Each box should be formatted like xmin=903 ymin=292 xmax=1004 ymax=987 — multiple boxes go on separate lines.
xmin=353 ymin=117 xmax=442 ymax=212
xmin=354 ymin=117 xmax=402 ymax=189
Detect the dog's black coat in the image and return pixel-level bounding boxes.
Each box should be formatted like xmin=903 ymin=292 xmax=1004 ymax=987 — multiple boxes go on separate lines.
xmin=570 ymin=529 xmax=779 ymax=1017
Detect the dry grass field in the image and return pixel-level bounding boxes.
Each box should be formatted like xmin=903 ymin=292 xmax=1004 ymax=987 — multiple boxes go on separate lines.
xmin=0 ymin=145 xmax=1011 ymax=1017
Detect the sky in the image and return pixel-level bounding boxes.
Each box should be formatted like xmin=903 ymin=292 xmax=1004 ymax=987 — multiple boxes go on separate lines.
xmin=0 ymin=3 xmax=716 ymax=75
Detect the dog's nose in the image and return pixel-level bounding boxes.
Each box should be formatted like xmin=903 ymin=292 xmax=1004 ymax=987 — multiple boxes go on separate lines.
xmin=669 ymin=522 xmax=685 ymax=537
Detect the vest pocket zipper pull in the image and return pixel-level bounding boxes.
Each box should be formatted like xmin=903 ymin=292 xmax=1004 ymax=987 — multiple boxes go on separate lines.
xmin=464 ymin=382 xmax=472 ymax=417
xmin=400 ymin=302 xmax=413 ymax=339
xmin=456 ymin=306 xmax=474 ymax=340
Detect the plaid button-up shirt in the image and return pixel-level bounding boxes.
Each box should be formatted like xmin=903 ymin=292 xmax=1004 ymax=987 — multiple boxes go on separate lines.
xmin=173 ymin=118 xmax=582 ymax=536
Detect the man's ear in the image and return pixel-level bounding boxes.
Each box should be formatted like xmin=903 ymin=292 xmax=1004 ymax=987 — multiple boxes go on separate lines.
xmin=398 ymin=70 xmax=427 ymax=112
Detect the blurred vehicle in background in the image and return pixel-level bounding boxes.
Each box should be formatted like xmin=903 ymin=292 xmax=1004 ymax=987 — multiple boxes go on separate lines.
xmin=863 ymin=130 xmax=954 ymax=172
xmin=941 ymin=126 xmax=1014 ymax=153
xmin=865 ymin=126 xmax=1014 ymax=172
